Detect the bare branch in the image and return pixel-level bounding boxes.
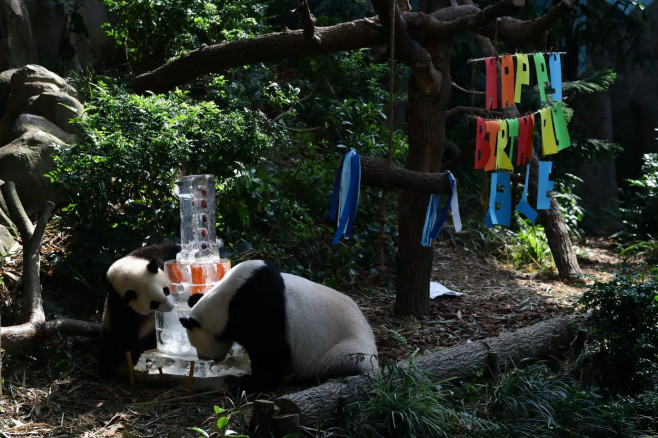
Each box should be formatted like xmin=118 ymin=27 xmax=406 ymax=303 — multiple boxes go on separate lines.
xmin=1 ymin=320 xmax=101 ymax=352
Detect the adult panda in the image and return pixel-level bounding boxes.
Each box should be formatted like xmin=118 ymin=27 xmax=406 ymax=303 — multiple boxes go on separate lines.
xmin=179 ymin=260 xmax=378 ymax=392
xmin=99 ymin=243 xmax=180 ymax=378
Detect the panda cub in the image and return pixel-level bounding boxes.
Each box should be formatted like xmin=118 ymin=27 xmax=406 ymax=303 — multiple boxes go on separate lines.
xmin=179 ymin=260 xmax=378 ymax=391
xmin=99 ymin=243 xmax=180 ymax=378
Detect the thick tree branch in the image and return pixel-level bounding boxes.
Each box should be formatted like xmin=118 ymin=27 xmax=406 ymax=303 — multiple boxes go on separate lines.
xmin=1 ymin=320 xmax=101 ymax=352
xmin=128 ymin=19 xmax=385 ymax=94
xmin=360 ymin=157 xmax=452 ymax=193
xmin=371 ymin=0 xmax=441 ymax=94
xmin=128 ymin=0 xmax=574 ymax=95
xmin=275 ymin=314 xmax=585 ymax=428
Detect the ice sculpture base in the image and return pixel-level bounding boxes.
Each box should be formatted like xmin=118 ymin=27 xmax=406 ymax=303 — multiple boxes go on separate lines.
xmin=136 ymin=344 xmax=251 ymax=379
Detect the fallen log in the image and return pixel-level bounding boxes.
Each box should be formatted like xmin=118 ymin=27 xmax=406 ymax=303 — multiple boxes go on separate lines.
xmin=274 ymin=313 xmax=586 ymax=428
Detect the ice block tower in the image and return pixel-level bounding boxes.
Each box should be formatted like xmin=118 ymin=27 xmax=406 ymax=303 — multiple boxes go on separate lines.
xmin=156 ymin=174 xmax=231 ymax=357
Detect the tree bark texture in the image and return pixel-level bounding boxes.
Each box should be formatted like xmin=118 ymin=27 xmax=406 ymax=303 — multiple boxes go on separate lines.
xmin=275 ymin=313 xmax=585 ymax=428
xmin=360 ymin=156 xmax=452 ymax=193
xmin=394 ymin=4 xmax=453 ymax=315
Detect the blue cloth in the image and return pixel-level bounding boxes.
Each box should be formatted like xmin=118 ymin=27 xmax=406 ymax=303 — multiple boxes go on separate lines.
xmin=329 ymin=149 xmax=361 ymax=244
xmin=421 ymin=171 xmax=458 ymax=247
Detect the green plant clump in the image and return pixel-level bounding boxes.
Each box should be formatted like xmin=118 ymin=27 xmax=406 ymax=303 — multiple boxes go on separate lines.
xmin=48 ymin=82 xmax=275 ymax=285
xmin=333 ymin=362 xmax=496 ymax=437
xmin=102 ymin=0 xmax=266 ymax=71
xmin=620 ymin=153 xmax=658 ymax=262
xmin=577 ymin=266 xmax=658 ymax=394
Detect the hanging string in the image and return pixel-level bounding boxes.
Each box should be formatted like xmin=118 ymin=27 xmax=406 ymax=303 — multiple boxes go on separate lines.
xmin=470 ymin=61 xmax=476 ymax=113
xmin=376 ymin=0 xmax=397 ymax=279
xmin=387 ymin=0 xmax=396 ymax=163
xmin=467 ymin=51 xmax=566 ymax=64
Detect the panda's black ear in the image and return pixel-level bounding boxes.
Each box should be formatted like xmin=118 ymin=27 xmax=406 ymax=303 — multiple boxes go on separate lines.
xmin=146 ymin=258 xmax=159 ymax=274
xmin=123 ymin=289 xmax=138 ymax=303
xmin=180 ymin=316 xmax=201 ymax=330
xmin=188 ymin=293 xmax=203 ymax=308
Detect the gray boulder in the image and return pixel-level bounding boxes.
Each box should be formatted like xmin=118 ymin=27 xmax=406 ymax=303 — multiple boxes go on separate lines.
xmin=0 ymin=130 xmax=66 ymax=215
xmin=10 ymin=113 xmax=78 ymax=145
xmin=27 ymin=91 xmax=83 ymax=135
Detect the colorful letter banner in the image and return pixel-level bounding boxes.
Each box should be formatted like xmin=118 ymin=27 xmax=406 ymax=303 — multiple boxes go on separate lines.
xmin=474 ymin=107 xmax=568 ymax=171
xmin=478 ymin=52 xmax=564 ymax=108
xmin=514 ymin=54 xmax=530 ymax=103
xmin=471 ymin=52 xmax=570 ymax=228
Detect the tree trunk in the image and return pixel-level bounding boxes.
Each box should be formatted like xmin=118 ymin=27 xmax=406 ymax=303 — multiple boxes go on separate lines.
xmin=528 ymin=153 xmax=582 ymax=278
xmin=274 ymin=313 xmax=586 ymax=428
xmin=394 ymin=14 xmax=452 ymax=316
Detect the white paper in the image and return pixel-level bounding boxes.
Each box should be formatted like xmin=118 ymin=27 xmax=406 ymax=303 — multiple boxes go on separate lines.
xmin=429 ymin=281 xmax=463 ymax=299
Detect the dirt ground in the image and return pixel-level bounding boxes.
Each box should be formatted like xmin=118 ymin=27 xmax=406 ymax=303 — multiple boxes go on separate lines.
xmin=0 ymin=237 xmax=624 ymax=437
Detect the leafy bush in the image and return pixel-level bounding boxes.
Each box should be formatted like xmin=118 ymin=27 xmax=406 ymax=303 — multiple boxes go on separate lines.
xmin=102 ymin=0 xmax=266 ymax=71
xmin=48 ymin=82 xmax=276 ymax=285
xmin=576 ymin=266 xmax=658 ymax=394
xmin=620 ymin=153 xmax=658 ymax=262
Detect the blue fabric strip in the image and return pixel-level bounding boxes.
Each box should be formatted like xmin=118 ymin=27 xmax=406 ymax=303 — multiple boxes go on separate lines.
xmin=421 ymin=171 xmax=455 ymax=247
xmin=331 ymin=150 xmax=361 ymax=244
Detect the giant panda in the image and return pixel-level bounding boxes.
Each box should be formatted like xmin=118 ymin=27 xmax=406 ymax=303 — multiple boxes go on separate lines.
xmin=179 ymin=260 xmax=378 ymax=392
xmin=99 ymin=243 xmax=181 ymax=378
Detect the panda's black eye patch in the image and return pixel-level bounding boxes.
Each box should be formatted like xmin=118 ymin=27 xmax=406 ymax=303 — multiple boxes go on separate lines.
xmin=123 ymin=289 xmax=138 ymax=303
xmin=163 ymin=286 xmax=171 ymax=296
xmin=150 ymin=300 xmax=161 ymax=310
xmin=188 ymin=294 xmax=203 ymax=308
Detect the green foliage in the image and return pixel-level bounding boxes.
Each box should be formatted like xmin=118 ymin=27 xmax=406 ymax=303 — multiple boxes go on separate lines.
xmin=101 ymin=0 xmax=266 ymax=71
xmin=553 ymin=173 xmax=585 ymax=242
xmin=577 ymin=266 xmax=658 ymax=394
xmin=190 ymin=401 xmax=250 ymax=437
xmin=562 ymin=69 xmax=617 ymax=95
xmin=216 ymin=166 xmax=322 ymax=265
xmin=620 ymin=153 xmax=658 ymax=262
xmin=464 ymin=364 xmax=634 ymax=437
xmin=618 ymin=390 xmax=658 ymax=433
xmin=243 ymin=50 xmax=409 ymax=282
xmin=488 ymin=218 xmax=554 ymax=272
xmin=328 ymin=362 xmax=640 ymax=437
xmin=47 ymin=82 xmax=275 ymax=284
xmin=334 ymin=362 xmax=496 ymax=437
